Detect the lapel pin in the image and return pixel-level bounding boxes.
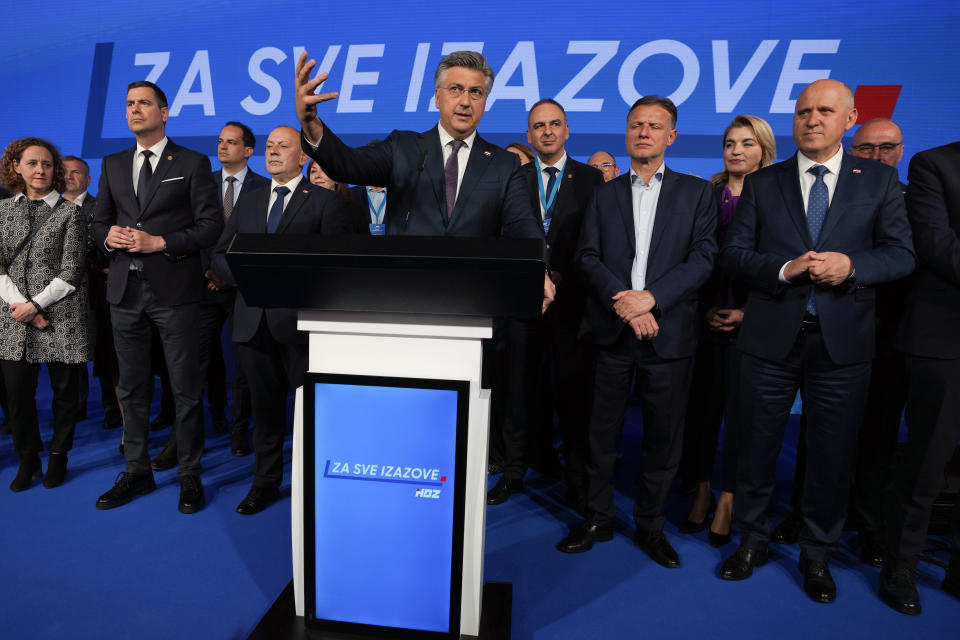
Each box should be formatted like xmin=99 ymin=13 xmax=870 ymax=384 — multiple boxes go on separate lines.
xmin=483 ymin=150 xmax=492 ymax=157
xmin=567 ymin=173 xmax=573 ymax=179
xmin=167 ymin=155 xmax=173 ymax=160
xmin=302 ymin=189 xmax=309 ymax=194
xmin=852 ymin=168 xmax=861 ymax=174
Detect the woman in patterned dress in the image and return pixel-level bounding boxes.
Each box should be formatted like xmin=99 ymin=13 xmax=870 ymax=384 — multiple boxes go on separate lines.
xmin=0 ymin=137 xmax=89 ymax=491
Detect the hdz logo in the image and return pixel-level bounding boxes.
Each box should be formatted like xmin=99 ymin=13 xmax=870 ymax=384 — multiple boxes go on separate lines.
xmin=415 ymin=488 xmax=441 ymax=499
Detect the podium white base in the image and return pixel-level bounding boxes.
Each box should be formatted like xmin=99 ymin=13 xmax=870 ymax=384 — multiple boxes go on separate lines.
xmin=292 ymin=311 xmax=493 ymax=638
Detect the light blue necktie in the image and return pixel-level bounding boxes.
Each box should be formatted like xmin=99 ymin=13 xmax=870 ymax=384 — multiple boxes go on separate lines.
xmin=806 ymin=165 xmax=829 ymax=315
xmin=266 ymin=186 xmax=289 ymax=233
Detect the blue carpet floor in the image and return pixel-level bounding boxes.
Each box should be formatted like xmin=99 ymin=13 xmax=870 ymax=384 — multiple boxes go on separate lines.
xmin=0 ymin=365 xmax=956 ymax=639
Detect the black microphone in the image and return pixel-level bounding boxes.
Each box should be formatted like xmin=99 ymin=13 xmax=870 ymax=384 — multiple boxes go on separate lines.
xmin=404 ymin=148 xmax=429 ymax=231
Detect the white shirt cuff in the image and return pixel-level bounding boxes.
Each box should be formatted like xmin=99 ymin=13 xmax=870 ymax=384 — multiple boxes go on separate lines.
xmin=778 ymin=262 xmax=789 ymax=283
xmin=32 ymin=277 xmax=76 ymax=310
xmin=0 ymin=275 xmax=27 ymax=305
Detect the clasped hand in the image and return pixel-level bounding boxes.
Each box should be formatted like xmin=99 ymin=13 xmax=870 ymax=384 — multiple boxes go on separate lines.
xmin=784 ymin=251 xmax=853 ymax=286
xmin=106 ymin=226 xmax=164 ymax=253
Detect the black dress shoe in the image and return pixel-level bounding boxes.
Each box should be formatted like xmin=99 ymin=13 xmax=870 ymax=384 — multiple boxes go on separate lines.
xmin=557 ymin=520 xmax=614 ymax=554
xmin=859 ymin=531 xmax=885 ymax=568
xmin=178 ymin=474 xmax=205 ymax=514
xmin=879 ymin=567 xmax=921 ymax=615
xmin=635 ymin=530 xmax=681 ymax=568
xmin=102 ymin=408 xmax=123 ymax=430
xmin=799 ymin=557 xmax=836 ymax=603
xmin=9 ymin=456 xmax=42 ymax=492
xmin=149 ymin=411 xmax=175 ymax=431
xmin=720 ymin=545 xmax=768 ymax=580
xmin=236 ymin=486 xmax=279 ymax=515
xmin=150 ymin=441 xmax=178 ymax=471
xmin=486 ymin=477 xmax=523 ymax=505
xmin=230 ymin=430 xmax=250 ymax=457
xmin=96 ymin=471 xmax=156 ymax=509
xmin=43 ymin=453 xmax=68 ymax=488
xmin=940 ymin=557 xmax=960 ymax=600
xmin=771 ymin=512 xmax=803 ymax=545
xmin=678 ymin=493 xmax=716 ymax=534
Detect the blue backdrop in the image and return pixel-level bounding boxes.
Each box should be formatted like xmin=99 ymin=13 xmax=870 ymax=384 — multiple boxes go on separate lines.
xmin=3 ymin=0 xmax=957 ymax=188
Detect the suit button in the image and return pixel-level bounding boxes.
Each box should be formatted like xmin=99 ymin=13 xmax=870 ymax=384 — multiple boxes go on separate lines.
xmin=136 ymin=222 xmax=142 ymax=228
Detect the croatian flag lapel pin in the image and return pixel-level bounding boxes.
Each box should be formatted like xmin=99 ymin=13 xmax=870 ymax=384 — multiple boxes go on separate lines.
xmin=852 ymin=168 xmax=862 ymax=174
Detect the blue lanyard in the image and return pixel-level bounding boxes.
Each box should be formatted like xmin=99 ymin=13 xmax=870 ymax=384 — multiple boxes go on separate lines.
xmin=366 ymin=190 xmax=386 ymax=224
xmin=534 ymin=156 xmax=565 ymax=218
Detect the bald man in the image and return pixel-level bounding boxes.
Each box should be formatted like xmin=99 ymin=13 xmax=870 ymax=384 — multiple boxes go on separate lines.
xmin=850 ymin=118 xmax=904 ymax=170
xmin=720 ymin=80 xmax=915 ymax=603
xmin=588 ymin=151 xmax=619 ymax=182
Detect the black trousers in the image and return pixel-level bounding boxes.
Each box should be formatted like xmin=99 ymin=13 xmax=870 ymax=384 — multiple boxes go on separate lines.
xmin=883 ymin=354 xmax=960 ymax=570
xmin=111 ymin=276 xmax=203 ymax=476
xmin=734 ymin=329 xmax=870 ymax=561
xmin=586 ymin=332 xmax=693 ymax=533
xmin=500 ymin=311 xmax=594 ymax=487
xmin=678 ymin=333 xmax=741 ymax=493
xmin=197 ymin=289 xmax=251 ymax=432
xmin=236 ymin=319 xmax=306 ymax=489
xmin=2 ymin=359 xmax=83 ymax=459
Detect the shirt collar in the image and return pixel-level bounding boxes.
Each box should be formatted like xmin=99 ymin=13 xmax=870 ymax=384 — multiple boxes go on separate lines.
xmin=223 ymin=165 xmax=249 ymax=184
xmin=72 ymin=191 xmax=88 ymax=206
xmin=14 ymin=190 xmax=60 ymax=208
xmin=437 ymin=123 xmax=478 ymax=152
xmin=539 ymin=151 xmax=567 ymax=172
xmin=797 ymin=145 xmax=844 ymax=177
xmin=630 ymin=163 xmax=666 ymax=187
xmin=136 ymin=136 xmax=168 ymax=160
xmin=271 ymin=174 xmax=303 ymax=193
xmin=366 ymin=185 xmax=386 ymax=195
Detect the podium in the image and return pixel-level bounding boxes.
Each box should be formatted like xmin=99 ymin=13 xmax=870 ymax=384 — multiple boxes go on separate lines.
xmin=228 ymin=234 xmax=544 ymax=639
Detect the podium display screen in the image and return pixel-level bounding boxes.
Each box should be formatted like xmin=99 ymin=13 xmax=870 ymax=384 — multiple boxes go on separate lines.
xmin=303 ymin=374 xmax=468 ymax=638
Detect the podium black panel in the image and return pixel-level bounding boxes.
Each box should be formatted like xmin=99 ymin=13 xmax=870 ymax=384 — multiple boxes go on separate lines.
xmin=225 ymin=234 xmax=545 ymax=320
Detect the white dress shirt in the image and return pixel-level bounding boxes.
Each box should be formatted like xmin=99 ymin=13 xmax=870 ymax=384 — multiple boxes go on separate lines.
xmin=778 ymin=146 xmax=845 ymax=282
xmin=266 ymin=174 xmax=304 ymax=224
xmin=132 ymin=137 xmax=168 ymax=195
xmin=437 ymin=124 xmax=477 ymax=203
xmin=535 ymin=152 xmax=567 ymax=220
xmin=630 ymin=164 xmax=665 ymax=291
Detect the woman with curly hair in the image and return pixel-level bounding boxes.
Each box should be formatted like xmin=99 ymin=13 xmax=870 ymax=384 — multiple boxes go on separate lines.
xmin=0 ymin=137 xmax=89 ymax=491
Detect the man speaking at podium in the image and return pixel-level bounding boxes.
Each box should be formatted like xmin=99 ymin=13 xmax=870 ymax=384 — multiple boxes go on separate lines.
xmin=294 ymin=49 xmax=554 ymax=310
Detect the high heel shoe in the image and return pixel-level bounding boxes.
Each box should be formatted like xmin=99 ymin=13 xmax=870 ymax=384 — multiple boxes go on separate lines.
xmin=678 ymin=492 xmax=716 ymax=533
xmin=709 ymin=528 xmax=732 ymax=547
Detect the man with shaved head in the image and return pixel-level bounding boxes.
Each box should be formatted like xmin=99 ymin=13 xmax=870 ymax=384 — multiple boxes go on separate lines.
xmin=588 ymin=151 xmax=619 ymax=182
xmin=719 ymin=79 xmax=915 ymax=602
xmin=850 ymin=118 xmax=905 ymax=170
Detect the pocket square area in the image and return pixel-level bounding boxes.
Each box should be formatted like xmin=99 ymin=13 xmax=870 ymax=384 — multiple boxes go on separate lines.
xmin=160 ymin=176 xmax=184 ymax=182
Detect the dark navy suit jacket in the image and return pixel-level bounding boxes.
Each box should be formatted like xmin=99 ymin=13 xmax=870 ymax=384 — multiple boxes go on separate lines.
xmin=303 ymin=124 xmax=543 ymax=240
xmin=91 ymin=139 xmax=222 ymax=306
xmin=211 ymin=179 xmax=351 ymax=345
xmin=721 ymin=152 xmax=915 ymax=365
xmin=576 ymin=168 xmax=717 ymax=359
xmin=896 ymin=141 xmax=960 ymax=359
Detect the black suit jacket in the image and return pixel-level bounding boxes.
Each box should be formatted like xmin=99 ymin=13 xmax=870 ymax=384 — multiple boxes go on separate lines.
xmin=303 ymin=124 xmax=543 ymax=240
xmin=212 ymin=179 xmax=351 ymax=345
xmin=523 ymin=157 xmax=602 ymax=320
xmin=576 ymin=169 xmax=717 ymax=359
xmin=91 ymin=139 xmax=223 ymax=306
xmin=721 ymin=152 xmax=915 ymax=365
xmin=896 ymin=141 xmax=960 ymax=358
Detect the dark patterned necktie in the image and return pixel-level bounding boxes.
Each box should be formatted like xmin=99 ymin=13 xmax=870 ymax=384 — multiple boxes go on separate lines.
xmin=806 ymin=164 xmax=829 ymax=315
xmin=444 ymin=139 xmax=464 ymax=220
xmin=137 ymin=150 xmax=153 ymax=208
xmin=266 ymin=186 xmax=289 ymax=233
xmin=223 ymin=176 xmax=237 ymax=220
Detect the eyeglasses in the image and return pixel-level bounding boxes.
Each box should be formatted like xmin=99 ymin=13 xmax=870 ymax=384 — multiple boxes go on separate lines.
xmin=441 ymin=85 xmax=486 ymax=100
xmin=591 ymin=162 xmax=615 ymax=169
xmin=851 ymin=142 xmax=902 ymax=154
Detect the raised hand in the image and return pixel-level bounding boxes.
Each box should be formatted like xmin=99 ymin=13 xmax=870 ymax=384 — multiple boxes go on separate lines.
xmin=295 ymin=51 xmax=340 ymax=145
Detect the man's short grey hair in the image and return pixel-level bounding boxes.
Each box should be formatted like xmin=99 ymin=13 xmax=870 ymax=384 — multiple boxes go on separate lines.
xmin=434 ymin=51 xmax=495 ymax=94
